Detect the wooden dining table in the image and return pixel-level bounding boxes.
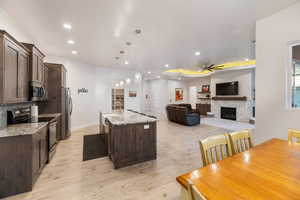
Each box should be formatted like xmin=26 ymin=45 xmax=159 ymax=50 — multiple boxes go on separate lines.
xmin=176 ymin=139 xmax=300 ymax=200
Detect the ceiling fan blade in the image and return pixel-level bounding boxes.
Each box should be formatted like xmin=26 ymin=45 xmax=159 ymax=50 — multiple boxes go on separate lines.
xmin=212 ymin=65 xmax=224 ymax=70
xmin=213 ymin=68 xmax=224 ymax=70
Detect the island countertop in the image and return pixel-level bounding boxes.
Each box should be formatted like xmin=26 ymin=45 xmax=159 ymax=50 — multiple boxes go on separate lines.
xmin=103 ymin=111 xmax=158 ymax=126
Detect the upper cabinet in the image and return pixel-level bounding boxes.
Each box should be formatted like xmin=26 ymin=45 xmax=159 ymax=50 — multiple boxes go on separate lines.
xmin=22 ymin=43 xmax=45 ymax=84
xmin=0 ymin=30 xmax=30 ymax=104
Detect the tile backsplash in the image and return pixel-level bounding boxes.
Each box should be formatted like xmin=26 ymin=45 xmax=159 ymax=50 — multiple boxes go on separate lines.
xmin=0 ymin=102 xmax=35 ymax=130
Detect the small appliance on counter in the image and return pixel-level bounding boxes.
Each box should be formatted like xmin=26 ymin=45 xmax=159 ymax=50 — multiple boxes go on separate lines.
xmin=7 ymin=107 xmax=31 ymax=125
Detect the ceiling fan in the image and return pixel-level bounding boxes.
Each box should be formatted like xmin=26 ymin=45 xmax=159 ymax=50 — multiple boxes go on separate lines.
xmin=199 ymin=63 xmax=224 ymax=72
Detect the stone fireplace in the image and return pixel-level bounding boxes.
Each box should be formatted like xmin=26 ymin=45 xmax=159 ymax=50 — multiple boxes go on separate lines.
xmin=211 ymin=100 xmax=252 ymax=122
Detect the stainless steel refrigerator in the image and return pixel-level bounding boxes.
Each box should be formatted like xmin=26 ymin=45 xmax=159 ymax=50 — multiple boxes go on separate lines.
xmin=65 ymin=88 xmax=72 ymax=138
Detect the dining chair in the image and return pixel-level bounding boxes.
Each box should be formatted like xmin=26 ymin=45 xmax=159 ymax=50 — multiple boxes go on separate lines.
xmin=186 ymin=179 xmax=207 ymax=200
xmin=199 ymin=134 xmax=232 ymax=167
xmin=288 ymin=129 xmax=300 ymax=143
xmin=228 ymin=130 xmax=253 ymax=154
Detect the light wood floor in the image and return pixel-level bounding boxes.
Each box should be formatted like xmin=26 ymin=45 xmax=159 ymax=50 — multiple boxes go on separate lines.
xmin=4 ymin=119 xmax=228 ymax=200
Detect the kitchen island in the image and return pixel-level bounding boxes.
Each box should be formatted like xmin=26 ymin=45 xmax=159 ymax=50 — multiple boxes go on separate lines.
xmin=103 ymin=111 xmax=158 ymax=169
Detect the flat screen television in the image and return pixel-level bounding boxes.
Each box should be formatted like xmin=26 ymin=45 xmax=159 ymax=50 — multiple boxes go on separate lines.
xmin=216 ymin=81 xmax=238 ymax=96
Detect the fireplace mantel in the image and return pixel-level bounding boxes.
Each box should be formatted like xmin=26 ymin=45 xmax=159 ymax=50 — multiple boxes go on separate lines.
xmin=212 ymin=96 xmax=247 ymax=101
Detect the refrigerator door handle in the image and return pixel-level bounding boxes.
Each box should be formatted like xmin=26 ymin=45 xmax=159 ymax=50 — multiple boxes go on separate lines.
xmin=69 ymin=97 xmax=73 ymax=116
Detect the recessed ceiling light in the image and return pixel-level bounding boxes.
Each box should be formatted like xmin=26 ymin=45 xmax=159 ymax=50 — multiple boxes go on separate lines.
xmin=164 ymin=64 xmax=169 ymax=68
xmin=135 ymin=29 xmax=142 ymax=34
xmin=245 ymin=58 xmax=249 ymax=61
xmin=72 ymin=50 xmax=78 ymax=55
xmin=195 ymin=51 xmax=201 ymax=56
xmin=147 ymin=71 xmax=151 ymax=74
xmin=135 ymin=73 xmax=142 ymax=80
xmin=63 ymin=23 xmax=72 ymax=30
xmin=67 ymin=40 xmax=75 ymax=44
xmin=120 ymin=81 xmax=124 ymax=86
xmin=126 ymin=78 xmax=131 ymax=84
xmin=125 ymin=61 xmax=129 ymax=65
xmin=115 ymin=83 xmax=119 ymax=87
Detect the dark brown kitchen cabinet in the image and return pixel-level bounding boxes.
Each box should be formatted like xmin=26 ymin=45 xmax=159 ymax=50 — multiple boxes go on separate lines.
xmin=196 ymin=103 xmax=211 ymax=115
xmin=18 ymin=51 xmax=30 ymax=100
xmin=32 ymin=126 xmax=48 ymax=183
xmin=0 ymin=125 xmax=48 ymax=198
xmin=40 ymin=127 xmax=48 ymax=167
xmin=32 ymin=132 xmax=40 ymax=180
xmin=22 ymin=43 xmax=45 ymax=84
xmin=61 ymin=67 xmax=66 ymax=87
xmin=0 ymin=30 xmax=30 ymax=104
xmin=107 ymin=121 xmax=157 ymax=169
xmin=43 ymin=64 xmax=49 ymax=100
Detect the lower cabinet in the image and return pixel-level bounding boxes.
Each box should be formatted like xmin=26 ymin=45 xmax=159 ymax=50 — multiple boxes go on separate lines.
xmin=108 ymin=122 xmax=157 ymax=169
xmin=0 ymin=125 xmax=48 ymax=198
xmin=196 ymin=103 xmax=211 ymax=115
xmin=32 ymin=126 xmax=48 ymax=183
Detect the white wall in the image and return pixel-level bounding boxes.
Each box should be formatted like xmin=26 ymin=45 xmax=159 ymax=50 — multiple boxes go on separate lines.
xmin=0 ymin=8 xmax=34 ymax=43
xmin=145 ymin=79 xmax=188 ymax=118
xmin=256 ymin=2 xmax=300 ymax=144
xmin=210 ymin=69 xmax=254 ymax=98
xmin=185 ymin=77 xmax=211 ymax=107
xmin=168 ymin=80 xmax=188 ymax=104
xmin=45 ymin=56 xmax=144 ymax=131
xmin=185 ymin=77 xmax=211 ymax=90
xmin=211 ymin=69 xmax=254 ymax=122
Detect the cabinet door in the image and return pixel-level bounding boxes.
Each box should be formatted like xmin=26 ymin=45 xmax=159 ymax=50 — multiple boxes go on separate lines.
xmin=37 ymin=57 xmax=44 ymax=83
xmin=4 ymin=39 xmax=19 ymax=103
xmin=61 ymin=70 xmax=66 ymax=87
xmin=39 ymin=127 xmax=48 ymax=166
xmin=43 ymin=65 xmax=48 ymax=100
xmin=141 ymin=123 xmax=156 ymax=159
xmin=31 ymin=54 xmax=38 ymax=81
xmin=32 ymin=133 xmax=40 ymax=181
xmin=18 ymin=52 xmax=29 ymax=101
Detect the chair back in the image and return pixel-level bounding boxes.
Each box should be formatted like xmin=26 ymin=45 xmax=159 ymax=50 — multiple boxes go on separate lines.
xmin=187 ymin=179 xmax=207 ymax=200
xmin=199 ymin=134 xmax=232 ymax=167
xmin=288 ymin=129 xmax=300 ymax=143
xmin=228 ymin=130 xmax=253 ymax=154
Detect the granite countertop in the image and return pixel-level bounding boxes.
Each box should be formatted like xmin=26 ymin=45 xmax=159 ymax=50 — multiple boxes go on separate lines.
xmin=39 ymin=113 xmax=61 ymax=118
xmin=103 ymin=111 xmax=158 ymax=126
xmin=0 ymin=122 xmax=48 ymax=138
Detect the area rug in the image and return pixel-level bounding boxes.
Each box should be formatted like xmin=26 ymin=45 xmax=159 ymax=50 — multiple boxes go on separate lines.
xmin=83 ymin=134 xmax=108 ymax=161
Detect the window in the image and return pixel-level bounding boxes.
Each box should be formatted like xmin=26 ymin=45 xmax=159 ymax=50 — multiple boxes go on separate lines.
xmin=292 ymin=59 xmax=300 ymax=107
xmin=290 ymin=44 xmax=300 ymax=108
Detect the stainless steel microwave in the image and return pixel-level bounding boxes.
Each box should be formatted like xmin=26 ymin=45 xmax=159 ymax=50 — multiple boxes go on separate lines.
xmin=30 ymin=81 xmax=46 ymax=101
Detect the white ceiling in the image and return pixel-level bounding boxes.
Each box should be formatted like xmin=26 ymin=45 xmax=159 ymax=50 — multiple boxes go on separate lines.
xmin=0 ymin=0 xmax=298 ymax=74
